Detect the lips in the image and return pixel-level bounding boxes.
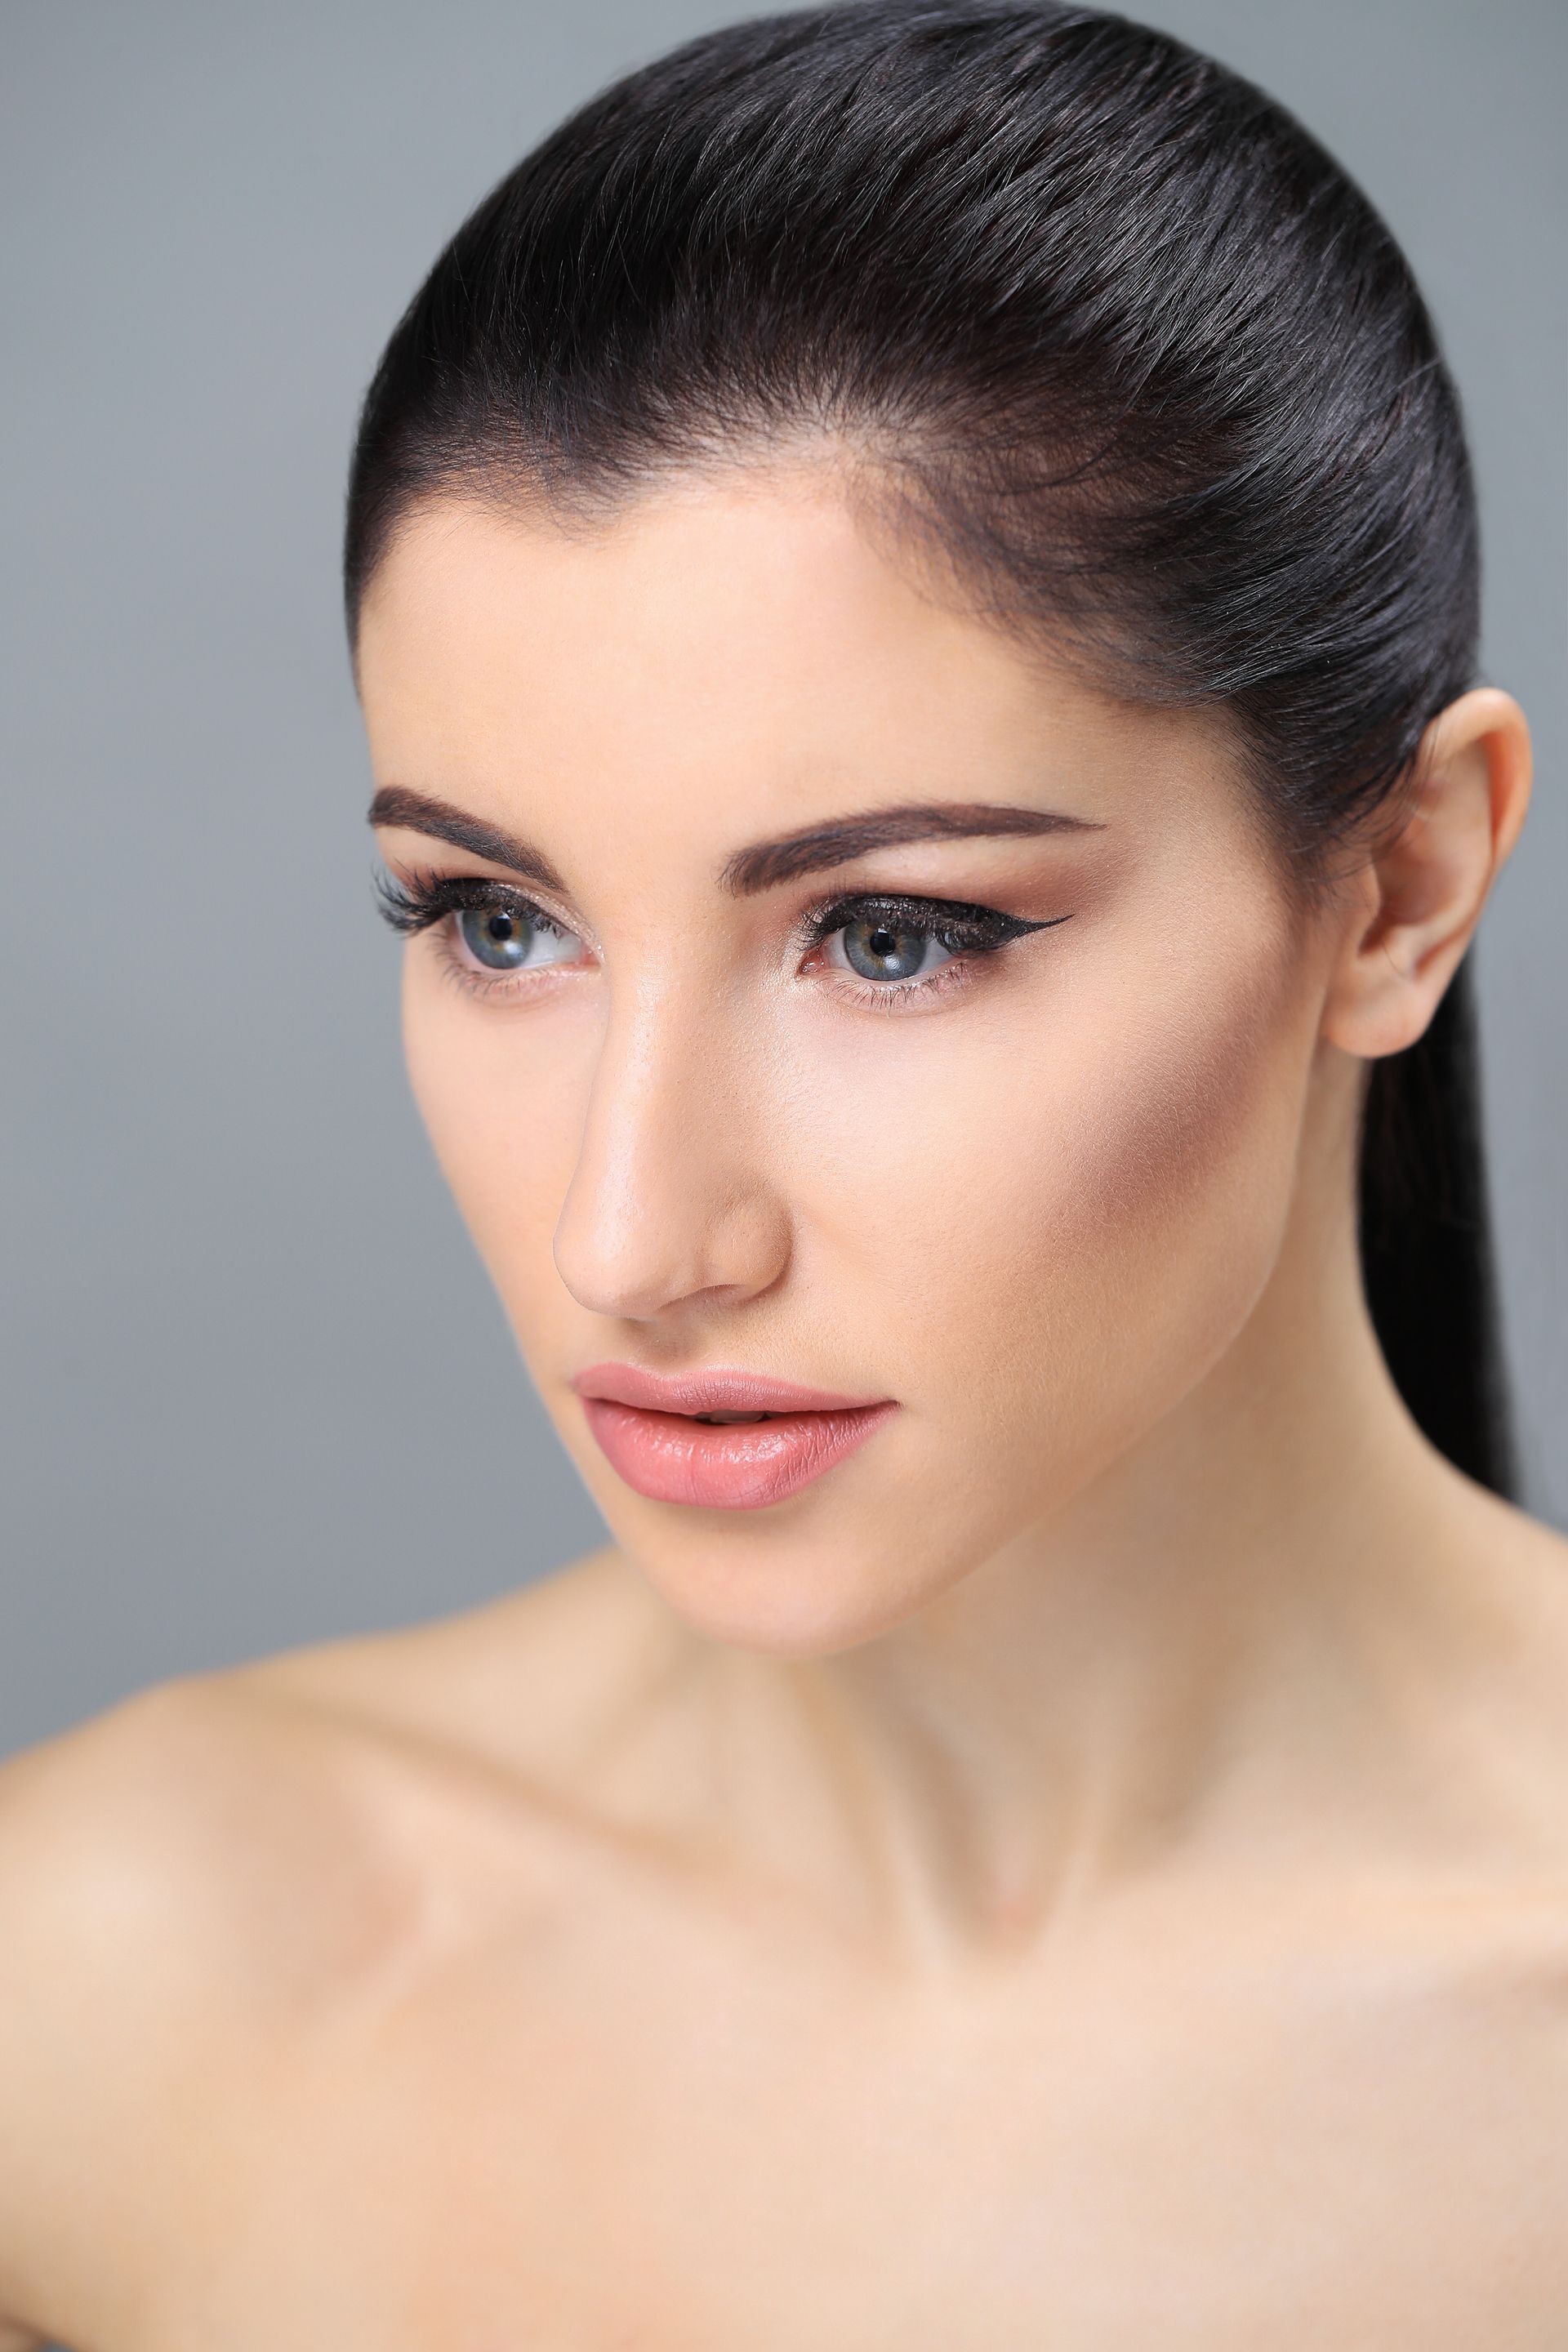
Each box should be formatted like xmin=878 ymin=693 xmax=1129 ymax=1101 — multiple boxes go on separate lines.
xmin=570 ymin=1362 xmax=898 ymax=1509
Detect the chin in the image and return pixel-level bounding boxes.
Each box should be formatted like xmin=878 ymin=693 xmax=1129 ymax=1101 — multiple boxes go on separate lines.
xmin=578 ymin=1461 xmax=979 ymax=1657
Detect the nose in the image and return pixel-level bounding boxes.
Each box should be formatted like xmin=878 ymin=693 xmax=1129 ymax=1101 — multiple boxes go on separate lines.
xmin=551 ymin=978 xmax=792 ymax=1322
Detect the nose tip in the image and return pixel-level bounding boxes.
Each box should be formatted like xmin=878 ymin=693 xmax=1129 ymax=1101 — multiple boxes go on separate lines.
xmin=553 ymin=1180 xmax=791 ymax=1322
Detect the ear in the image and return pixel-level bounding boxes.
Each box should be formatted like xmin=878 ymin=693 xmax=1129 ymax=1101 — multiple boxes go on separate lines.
xmin=1322 ymin=687 xmax=1532 ymax=1058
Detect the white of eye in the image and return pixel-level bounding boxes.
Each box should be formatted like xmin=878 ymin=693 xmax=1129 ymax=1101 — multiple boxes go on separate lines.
xmin=826 ymin=915 xmax=956 ymax=984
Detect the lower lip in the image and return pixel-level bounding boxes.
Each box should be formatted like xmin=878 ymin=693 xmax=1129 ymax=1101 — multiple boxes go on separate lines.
xmin=579 ymin=1397 xmax=898 ymax=1510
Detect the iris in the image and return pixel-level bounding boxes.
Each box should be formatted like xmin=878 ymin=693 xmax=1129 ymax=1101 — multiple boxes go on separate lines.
xmin=458 ymin=906 xmax=537 ymax=970
xmin=840 ymin=916 xmax=947 ymax=983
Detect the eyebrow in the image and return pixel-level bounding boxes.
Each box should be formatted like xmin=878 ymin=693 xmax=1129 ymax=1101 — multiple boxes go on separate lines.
xmin=368 ymin=786 xmax=1104 ymax=898
xmin=368 ymin=786 xmax=568 ymax=893
xmin=716 ymin=800 xmax=1105 ymax=894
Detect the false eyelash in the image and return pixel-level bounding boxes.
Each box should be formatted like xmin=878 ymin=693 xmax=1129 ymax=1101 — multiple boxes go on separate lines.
xmin=373 ymin=867 xmax=559 ymax=938
xmin=796 ymin=890 xmax=1059 ymax=958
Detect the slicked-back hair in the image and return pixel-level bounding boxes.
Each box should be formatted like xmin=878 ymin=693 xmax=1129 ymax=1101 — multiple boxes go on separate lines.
xmin=347 ymin=1 xmax=1516 ymax=1494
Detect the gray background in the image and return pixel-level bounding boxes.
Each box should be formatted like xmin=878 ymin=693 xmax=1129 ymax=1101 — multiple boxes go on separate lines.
xmin=3 ymin=0 xmax=1563 ymax=1761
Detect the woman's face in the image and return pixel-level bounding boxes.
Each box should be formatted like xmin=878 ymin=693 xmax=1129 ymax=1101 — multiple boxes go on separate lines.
xmin=359 ymin=470 xmax=1339 ymax=1654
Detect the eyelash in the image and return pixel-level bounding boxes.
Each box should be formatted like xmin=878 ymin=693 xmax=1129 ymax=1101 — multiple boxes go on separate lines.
xmin=374 ymin=869 xmax=1062 ymax=1011
xmin=376 ymin=869 xmax=557 ymax=941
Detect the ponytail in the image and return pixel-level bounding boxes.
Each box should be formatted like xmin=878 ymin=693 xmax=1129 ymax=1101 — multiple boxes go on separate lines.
xmin=1359 ymin=961 xmax=1516 ymax=1494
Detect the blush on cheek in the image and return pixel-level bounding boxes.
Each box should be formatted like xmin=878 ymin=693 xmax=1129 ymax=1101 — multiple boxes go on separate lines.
xmin=946 ymin=924 xmax=1316 ymax=1499
xmin=1064 ymin=963 xmax=1299 ymax=1254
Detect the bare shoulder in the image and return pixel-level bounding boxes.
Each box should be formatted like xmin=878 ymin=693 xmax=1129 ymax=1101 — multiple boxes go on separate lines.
xmin=1457 ymin=1477 xmax=1568 ymax=1664
xmin=0 ymin=1659 xmax=416 ymax=2328
xmin=1436 ymin=1479 xmax=1568 ymax=1885
xmin=0 ymin=1546 xmax=663 ymax=2332
xmin=0 ymin=1646 xmax=434 ymax=2035
xmin=0 ymin=1544 xmax=657 ymax=2043
xmin=1481 ymin=1482 xmax=1568 ymax=1579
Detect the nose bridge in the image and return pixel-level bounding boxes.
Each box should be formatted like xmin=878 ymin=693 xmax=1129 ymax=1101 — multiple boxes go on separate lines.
xmin=551 ymin=965 xmax=787 ymax=1321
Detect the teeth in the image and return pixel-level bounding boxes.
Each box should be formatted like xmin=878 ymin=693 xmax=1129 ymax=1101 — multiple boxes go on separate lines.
xmin=693 ymin=1410 xmax=772 ymax=1424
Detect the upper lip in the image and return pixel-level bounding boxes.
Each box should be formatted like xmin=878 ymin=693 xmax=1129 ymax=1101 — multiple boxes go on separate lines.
xmin=570 ymin=1362 xmax=889 ymax=1416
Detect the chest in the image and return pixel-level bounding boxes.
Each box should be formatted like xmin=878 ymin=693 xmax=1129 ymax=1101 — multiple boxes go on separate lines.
xmin=106 ymin=1924 xmax=1568 ymax=2350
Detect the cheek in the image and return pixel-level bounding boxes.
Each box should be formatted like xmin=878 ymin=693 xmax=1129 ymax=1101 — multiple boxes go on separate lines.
xmin=802 ymin=925 xmax=1314 ymax=1483
xmin=400 ymin=962 xmax=586 ymax=1316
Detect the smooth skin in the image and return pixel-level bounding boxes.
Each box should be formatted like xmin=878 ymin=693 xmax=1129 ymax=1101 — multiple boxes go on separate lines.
xmin=2 ymin=465 xmax=1566 ymax=2350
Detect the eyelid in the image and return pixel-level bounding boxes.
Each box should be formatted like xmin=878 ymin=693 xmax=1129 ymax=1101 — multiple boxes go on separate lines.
xmin=795 ymin=888 xmax=1052 ymax=951
xmin=375 ymin=866 xmax=581 ymax=941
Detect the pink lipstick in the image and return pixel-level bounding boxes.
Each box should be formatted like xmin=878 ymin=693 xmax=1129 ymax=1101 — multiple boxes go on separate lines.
xmin=570 ymin=1363 xmax=898 ymax=1510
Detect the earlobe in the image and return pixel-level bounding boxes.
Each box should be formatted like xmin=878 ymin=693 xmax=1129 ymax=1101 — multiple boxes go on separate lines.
xmin=1322 ymin=686 xmax=1532 ymax=1061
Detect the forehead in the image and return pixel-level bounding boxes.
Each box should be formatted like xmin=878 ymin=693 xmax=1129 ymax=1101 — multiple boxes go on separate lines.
xmin=354 ymin=472 xmax=1246 ymax=857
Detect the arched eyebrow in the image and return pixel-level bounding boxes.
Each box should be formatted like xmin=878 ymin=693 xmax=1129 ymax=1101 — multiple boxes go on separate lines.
xmin=368 ymin=786 xmax=1103 ymax=898
xmin=368 ymin=786 xmax=568 ymax=893
xmin=716 ymin=801 xmax=1106 ymax=895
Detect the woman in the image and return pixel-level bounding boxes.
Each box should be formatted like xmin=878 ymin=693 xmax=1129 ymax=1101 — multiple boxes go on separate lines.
xmin=2 ymin=3 xmax=1565 ymax=2342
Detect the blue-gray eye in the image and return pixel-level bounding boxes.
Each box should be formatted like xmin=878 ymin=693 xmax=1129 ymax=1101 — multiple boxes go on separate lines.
xmin=835 ymin=915 xmax=953 ymax=984
xmin=454 ymin=904 xmax=580 ymax=973
xmin=459 ymin=906 xmax=533 ymax=969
